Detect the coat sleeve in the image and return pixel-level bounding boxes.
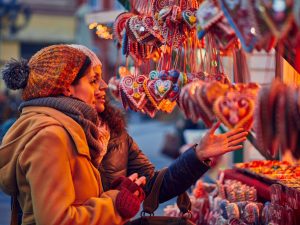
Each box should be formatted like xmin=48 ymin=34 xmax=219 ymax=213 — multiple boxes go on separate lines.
xmin=19 ymin=126 xmax=125 ymax=225
xmin=145 ymin=147 xmax=210 ymax=203
xmin=126 ymin=133 xmax=155 ymax=182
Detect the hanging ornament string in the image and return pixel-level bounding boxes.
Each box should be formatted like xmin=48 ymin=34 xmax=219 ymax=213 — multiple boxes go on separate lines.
xmin=173 ymin=47 xmax=182 ymax=70
xmin=191 ymin=32 xmax=198 ymax=73
xmin=183 ymin=39 xmax=187 ymax=74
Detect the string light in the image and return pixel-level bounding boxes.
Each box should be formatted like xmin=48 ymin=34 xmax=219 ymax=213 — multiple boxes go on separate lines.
xmin=88 ymin=22 xmax=113 ymax=40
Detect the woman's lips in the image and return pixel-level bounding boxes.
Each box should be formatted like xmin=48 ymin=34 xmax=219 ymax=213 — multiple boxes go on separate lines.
xmin=96 ymin=96 xmax=106 ymax=104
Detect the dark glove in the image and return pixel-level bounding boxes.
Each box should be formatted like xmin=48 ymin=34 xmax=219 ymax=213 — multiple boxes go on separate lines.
xmin=111 ymin=176 xmax=145 ymax=219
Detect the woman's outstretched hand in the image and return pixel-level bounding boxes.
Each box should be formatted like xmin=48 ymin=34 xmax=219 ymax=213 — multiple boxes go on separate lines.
xmin=195 ymin=121 xmax=248 ymax=161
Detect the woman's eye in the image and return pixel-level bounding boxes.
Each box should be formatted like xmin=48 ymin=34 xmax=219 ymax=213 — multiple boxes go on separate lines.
xmin=90 ymin=79 xmax=97 ymax=84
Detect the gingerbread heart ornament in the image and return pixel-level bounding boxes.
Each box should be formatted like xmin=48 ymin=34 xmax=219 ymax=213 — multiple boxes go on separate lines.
xmin=210 ymin=17 xmax=237 ymax=51
xmin=120 ymin=75 xmax=148 ymax=110
xmin=196 ymin=0 xmax=224 ymax=30
xmin=142 ymin=16 xmax=164 ymax=43
xmin=214 ymin=92 xmax=254 ymax=130
xmin=113 ymin=12 xmax=134 ymax=44
xmin=182 ymin=9 xmax=198 ymax=29
xmin=219 ymin=0 xmax=257 ymax=52
xmin=144 ymin=79 xmax=172 ymax=108
xmin=142 ymin=101 xmax=158 ymax=118
xmin=127 ymin=16 xmax=152 ymax=44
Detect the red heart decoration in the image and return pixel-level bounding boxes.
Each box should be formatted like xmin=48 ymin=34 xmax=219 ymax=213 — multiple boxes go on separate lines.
xmin=113 ymin=12 xmax=134 ymax=44
xmin=127 ymin=15 xmax=152 ymax=44
xmin=144 ymin=79 xmax=172 ymax=108
xmin=120 ymin=75 xmax=148 ymax=110
xmin=142 ymin=101 xmax=158 ymax=118
xmin=219 ymin=0 xmax=257 ymax=52
xmin=182 ymin=9 xmax=198 ymax=29
xmin=196 ymin=0 xmax=223 ymax=30
xmin=214 ymin=92 xmax=254 ymax=130
xmin=142 ymin=16 xmax=164 ymax=43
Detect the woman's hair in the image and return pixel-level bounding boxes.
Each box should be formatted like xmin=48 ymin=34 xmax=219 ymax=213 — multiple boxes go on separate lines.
xmin=99 ymin=100 xmax=127 ymax=138
xmin=71 ymin=56 xmax=91 ymax=85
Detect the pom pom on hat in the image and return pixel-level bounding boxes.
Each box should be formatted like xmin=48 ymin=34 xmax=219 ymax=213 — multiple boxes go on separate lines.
xmin=2 ymin=58 xmax=29 ymax=90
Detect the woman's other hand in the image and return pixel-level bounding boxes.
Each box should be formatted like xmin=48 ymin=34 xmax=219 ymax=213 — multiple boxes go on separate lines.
xmin=195 ymin=121 xmax=248 ymax=161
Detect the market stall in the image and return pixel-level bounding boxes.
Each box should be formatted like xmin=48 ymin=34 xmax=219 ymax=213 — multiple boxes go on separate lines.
xmin=89 ymin=0 xmax=300 ymax=224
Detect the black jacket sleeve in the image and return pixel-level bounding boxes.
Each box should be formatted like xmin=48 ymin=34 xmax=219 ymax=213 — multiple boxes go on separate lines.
xmin=144 ymin=147 xmax=210 ymax=203
xmin=127 ymin=134 xmax=155 ymax=182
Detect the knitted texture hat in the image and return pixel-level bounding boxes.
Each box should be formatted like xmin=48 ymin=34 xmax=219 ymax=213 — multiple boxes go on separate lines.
xmin=69 ymin=44 xmax=102 ymax=68
xmin=2 ymin=45 xmax=88 ymax=100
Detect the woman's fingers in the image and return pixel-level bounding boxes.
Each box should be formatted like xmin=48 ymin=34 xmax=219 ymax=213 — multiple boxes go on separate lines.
xmin=228 ymin=137 xmax=247 ymax=147
xmin=135 ymin=176 xmax=146 ymax=186
xmin=133 ymin=176 xmax=146 ymax=196
xmin=227 ymin=131 xmax=248 ymax=142
xmin=128 ymin=173 xmax=138 ymax=181
xmin=209 ymin=121 xmax=221 ymax=134
xmin=226 ymin=145 xmax=243 ymax=152
xmin=225 ymin=128 xmax=245 ymax=137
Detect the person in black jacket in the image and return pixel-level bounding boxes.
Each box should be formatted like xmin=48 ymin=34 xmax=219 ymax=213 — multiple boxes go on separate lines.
xmin=98 ymin=98 xmax=247 ymax=203
xmin=73 ymin=44 xmax=248 ymax=203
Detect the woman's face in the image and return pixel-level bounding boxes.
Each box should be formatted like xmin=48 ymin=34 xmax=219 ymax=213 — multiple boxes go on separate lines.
xmin=94 ymin=65 xmax=108 ymax=113
xmin=69 ymin=66 xmax=99 ymax=107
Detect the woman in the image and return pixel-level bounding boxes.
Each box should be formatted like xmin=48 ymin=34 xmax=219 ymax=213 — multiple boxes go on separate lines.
xmin=0 ymin=45 xmax=145 ymax=225
xmin=70 ymin=45 xmax=248 ymax=203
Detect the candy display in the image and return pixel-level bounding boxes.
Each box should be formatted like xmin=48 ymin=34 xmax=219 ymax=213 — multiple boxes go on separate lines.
xmin=110 ymin=0 xmax=300 ymax=224
xmin=235 ymin=160 xmax=300 ymax=190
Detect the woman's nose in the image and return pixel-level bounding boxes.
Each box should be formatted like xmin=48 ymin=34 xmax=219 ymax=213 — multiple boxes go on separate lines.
xmin=99 ymin=79 xmax=108 ymax=90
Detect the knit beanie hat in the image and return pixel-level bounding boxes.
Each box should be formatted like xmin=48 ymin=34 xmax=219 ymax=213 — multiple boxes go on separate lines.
xmin=69 ymin=44 xmax=102 ymax=68
xmin=1 ymin=44 xmax=90 ymax=100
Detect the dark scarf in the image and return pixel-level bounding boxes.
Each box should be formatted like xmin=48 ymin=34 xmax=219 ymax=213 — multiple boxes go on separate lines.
xmin=19 ymin=96 xmax=102 ymax=167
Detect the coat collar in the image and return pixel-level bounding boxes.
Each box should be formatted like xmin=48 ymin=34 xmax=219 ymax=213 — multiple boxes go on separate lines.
xmin=22 ymin=106 xmax=91 ymax=159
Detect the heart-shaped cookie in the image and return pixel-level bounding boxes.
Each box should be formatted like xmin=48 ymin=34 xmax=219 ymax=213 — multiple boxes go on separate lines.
xmin=214 ymin=92 xmax=254 ymax=130
xmin=182 ymin=9 xmax=198 ymax=29
xmin=120 ymin=75 xmax=148 ymax=110
xmin=142 ymin=101 xmax=158 ymax=118
xmin=142 ymin=16 xmax=164 ymax=43
xmin=144 ymin=78 xmax=172 ymax=108
xmin=219 ymin=0 xmax=257 ymax=52
xmin=196 ymin=0 xmax=224 ymax=30
xmin=210 ymin=17 xmax=237 ymax=51
xmin=127 ymin=15 xmax=152 ymax=44
xmin=113 ymin=12 xmax=134 ymax=44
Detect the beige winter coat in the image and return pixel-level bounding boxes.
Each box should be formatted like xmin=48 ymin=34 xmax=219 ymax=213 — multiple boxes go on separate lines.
xmin=0 ymin=106 xmax=126 ymax=225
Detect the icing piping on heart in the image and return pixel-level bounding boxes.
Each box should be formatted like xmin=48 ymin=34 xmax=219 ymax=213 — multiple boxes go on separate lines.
xmin=120 ymin=75 xmax=148 ymax=110
xmin=144 ymin=79 xmax=172 ymax=108
xmin=214 ymin=93 xmax=254 ymax=130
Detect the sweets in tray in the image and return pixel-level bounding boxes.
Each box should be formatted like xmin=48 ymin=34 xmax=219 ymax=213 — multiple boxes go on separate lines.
xmin=234 ymin=160 xmax=300 ymax=190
